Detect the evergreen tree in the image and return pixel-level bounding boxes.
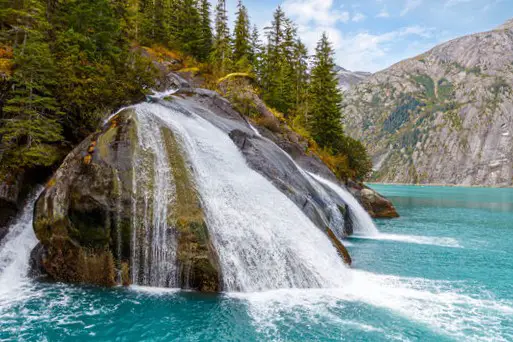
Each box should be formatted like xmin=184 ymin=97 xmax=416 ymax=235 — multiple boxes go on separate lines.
xmin=291 ymin=39 xmax=309 ymax=116
xmin=211 ymin=0 xmax=232 ymax=75
xmin=175 ymin=0 xmax=202 ymax=57
xmin=0 ymin=0 xmax=63 ymax=171
xmin=308 ymin=33 xmax=344 ymax=150
xmin=261 ymin=8 xmax=301 ymax=116
xmin=233 ymin=0 xmax=251 ymax=70
xmin=154 ymin=0 xmax=166 ymax=42
xmin=261 ymin=6 xmax=286 ymax=111
xmin=249 ymin=25 xmax=261 ymax=66
xmin=198 ymin=0 xmax=213 ymax=61
xmin=137 ymin=0 xmax=155 ymax=42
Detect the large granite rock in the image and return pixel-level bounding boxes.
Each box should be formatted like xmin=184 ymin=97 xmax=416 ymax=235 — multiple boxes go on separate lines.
xmin=30 ymin=75 xmax=397 ymax=290
xmin=32 ymin=108 xmax=220 ymax=290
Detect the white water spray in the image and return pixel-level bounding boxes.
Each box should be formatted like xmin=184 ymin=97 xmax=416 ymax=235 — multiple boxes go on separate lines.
xmin=0 ymin=189 xmax=42 ymax=297
xmin=308 ymin=172 xmax=379 ymax=236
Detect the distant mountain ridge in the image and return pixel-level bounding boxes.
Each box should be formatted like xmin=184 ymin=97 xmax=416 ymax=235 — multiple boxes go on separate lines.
xmin=342 ymin=19 xmax=513 ymax=186
xmin=335 ymin=66 xmax=371 ymax=92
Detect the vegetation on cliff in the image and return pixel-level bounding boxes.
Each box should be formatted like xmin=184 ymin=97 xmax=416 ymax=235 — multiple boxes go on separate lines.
xmin=0 ymin=0 xmax=371 ymax=183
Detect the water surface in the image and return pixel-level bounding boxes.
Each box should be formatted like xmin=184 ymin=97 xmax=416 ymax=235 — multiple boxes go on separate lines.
xmin=1 ymin=185 xmax=512 ymax=341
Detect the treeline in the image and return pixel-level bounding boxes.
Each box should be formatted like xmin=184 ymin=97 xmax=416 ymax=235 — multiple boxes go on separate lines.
xmin=0 ymin=0 xmax=371 ymax=181
xmin=0 ymin=0 xmax=157 ymax=176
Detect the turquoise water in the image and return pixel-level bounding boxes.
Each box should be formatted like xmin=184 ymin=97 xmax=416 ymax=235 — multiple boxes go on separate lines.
xmin=1 ymin=185 xmax=512 ymax=341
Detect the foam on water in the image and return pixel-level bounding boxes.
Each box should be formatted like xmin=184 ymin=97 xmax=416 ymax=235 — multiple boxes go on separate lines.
xmin=129 ymin=285 xmax=181 ymax=296
xmin=232 ymin=270 xmax=513 ymax=341
xmin=352 ymin=233 xmax=462 ymax=248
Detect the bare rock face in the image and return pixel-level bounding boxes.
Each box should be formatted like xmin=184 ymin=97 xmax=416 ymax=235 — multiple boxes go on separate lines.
xmin=343 ymin=19 xmax=513 ymax=186
xmin=335 ymin=66 xmax=372 ymax=92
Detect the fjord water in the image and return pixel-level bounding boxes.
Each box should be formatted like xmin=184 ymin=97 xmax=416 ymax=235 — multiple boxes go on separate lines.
xmin=1 ymin=103 xmax=512 ymax=341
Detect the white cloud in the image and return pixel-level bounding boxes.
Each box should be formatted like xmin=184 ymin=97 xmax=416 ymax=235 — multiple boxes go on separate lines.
xmin=444 ymin=0 xmax=472 ymax=8
xmin=400 ymin=0 xmax=423 ymax=16
xmin=376 ymin=7 xmax=390 ymax=18
xmin=283 ymin=0 xmax=351 ymax=26
xmin=282 ymin=0 xmax=435 ymax=72
xmin=352 ymin=12 xmax=367 ymax=22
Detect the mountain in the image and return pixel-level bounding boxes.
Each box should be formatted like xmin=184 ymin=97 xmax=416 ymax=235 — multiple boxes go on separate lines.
xmin=342 ymin=19 xmax=513 ymax=186
xmin=335 ymin=66 xmax=372 ymax=92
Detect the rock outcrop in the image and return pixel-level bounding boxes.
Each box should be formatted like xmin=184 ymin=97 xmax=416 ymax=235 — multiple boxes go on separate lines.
xmin=33 ymin=108 xmax=220 ymax=290
xmin=31 ymin=74 xmax=396 ymax=290
xmin=343 ymin=19 xmax=513 ymax=186
xmin=347 ymin=181 xmax=399 ymax=219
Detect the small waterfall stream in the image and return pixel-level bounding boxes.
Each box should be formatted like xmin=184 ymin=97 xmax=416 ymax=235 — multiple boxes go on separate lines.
xmin=131 ymin=107 xmax=177 ymax=287
xmin=0 ymin=189 xmax=41 ymax=297
xmin=308 ymin=173 xmax=379 ymax=236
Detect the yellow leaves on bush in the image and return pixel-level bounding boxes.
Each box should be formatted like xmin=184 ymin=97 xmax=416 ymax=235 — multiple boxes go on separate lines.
xmin=217 ymin=72 xmax=254 ymax=84
xmin=178 ymin=67 xmax=200 ymax=75
xmin=254 ymin=116 xmax=282 ymax=133
xmin=309 ymin=144 xmax=352 ymax=180
xmin=268 ymin=107 xmax=286 ymax=123
xmin=143 ymin=45 xmax=181 ymax=62
xmin=0 ymin=45 xmax=14 ymax=77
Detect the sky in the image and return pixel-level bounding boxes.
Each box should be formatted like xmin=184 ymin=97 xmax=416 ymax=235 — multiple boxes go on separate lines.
xmin=216 ymin=0 xmax=512 ymax=72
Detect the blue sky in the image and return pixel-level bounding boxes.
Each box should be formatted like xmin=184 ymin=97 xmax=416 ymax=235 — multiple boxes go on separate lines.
xmin=218 ymin=0 xmax=512 ymax=72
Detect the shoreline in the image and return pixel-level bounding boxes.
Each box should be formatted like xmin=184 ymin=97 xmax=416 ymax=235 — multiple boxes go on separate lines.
xmin=366 ymin=182 xmax=513 ymax=189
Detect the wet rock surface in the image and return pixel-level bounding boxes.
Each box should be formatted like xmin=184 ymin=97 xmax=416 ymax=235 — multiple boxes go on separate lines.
xmin=30 ymin=78 xmax=397 ymax=289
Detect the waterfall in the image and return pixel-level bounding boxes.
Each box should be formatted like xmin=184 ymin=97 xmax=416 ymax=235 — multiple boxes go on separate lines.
xmin=247 ymin=124 xmax=348 ymax=238
xmin=131 ymin=107 xmax=177 ymax=287
xmin=307 ymin=173 xmax=379 ymax=236
xmin=0 ymin=189 xmax=41 ymax=296
xmin=139 ymin=102 xmax=350 ymax=292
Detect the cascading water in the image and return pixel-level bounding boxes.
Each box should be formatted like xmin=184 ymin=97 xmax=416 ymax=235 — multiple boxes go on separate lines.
xmin=135 ymin=102 xmax=350 ymax=292
xmin=131 ymin=107 xmax=177 ymax=287
xmin=248 ymin=124 xmax=348 ymax=239
xmin=0 ymin=189 xmax=42 ymax=297
xmin=308 ymin=172 xmax=379 ymax=236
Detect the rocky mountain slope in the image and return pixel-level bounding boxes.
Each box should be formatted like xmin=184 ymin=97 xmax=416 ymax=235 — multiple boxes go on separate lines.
xmin=342 ymin=20 xmax=513 ymax=186
xmin=335 ymin=66 xmax=371 ymax=92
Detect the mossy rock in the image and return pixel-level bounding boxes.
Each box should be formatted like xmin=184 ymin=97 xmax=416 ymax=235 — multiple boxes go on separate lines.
xmin=32 ymin=109 xmax=138 ymax=287
xmin=161 ymin=127 xmax=221 ymax=292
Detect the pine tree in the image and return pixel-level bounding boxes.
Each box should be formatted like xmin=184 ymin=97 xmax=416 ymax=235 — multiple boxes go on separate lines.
xmin=0 ymin=0 xmax=63 ymax=171
xmin=154 ymin=0 xmax=166 ymax=42
xmin=137 ymin=0 xmax=155 ymax=42
xmin=198 ymin=0 xmax=213 ymax=61
xmin=249 ymin=25 xmax=260 ymax=65
xmin=308 ymin=33 xmax=344 ymax=150
xmin=261 ymin=6 xmax=286 ymax=111
xmin=291 ymin=39 xmax=309 ymax=116
xmin=261 ymin=8 xmax=302 ymax=116
xmin=211 ymin=0 xmax=232 ymax=75
xmin=175 ymin=0 xmax=202 ymax=57
xmin=233 ymin=0 xmax=251 ymax=70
